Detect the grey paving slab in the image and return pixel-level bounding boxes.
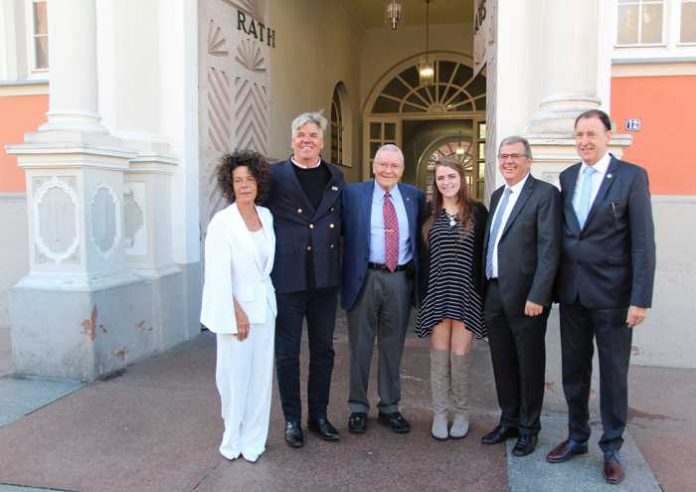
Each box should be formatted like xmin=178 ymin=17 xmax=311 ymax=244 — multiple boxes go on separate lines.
xmin=506 ymin=415 xmax=661 ymax=492
xmin=0 ymin=376 xmax=83 ymax=428
xmin=0 ymin=485 xmax=73 ymax=492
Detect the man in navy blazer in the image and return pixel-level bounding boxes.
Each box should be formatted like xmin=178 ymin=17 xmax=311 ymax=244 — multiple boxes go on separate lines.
xmin=547 ymin=110 xmax=656 ymax=485
xmin=341 ymin=144 xmax=426 ymax=435
xmin=267 ymin=111 xmax=344 ymax=448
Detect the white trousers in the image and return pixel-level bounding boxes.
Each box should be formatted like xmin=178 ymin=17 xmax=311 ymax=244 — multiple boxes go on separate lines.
xmin=216 ymin=315 xmax=275 ymax=462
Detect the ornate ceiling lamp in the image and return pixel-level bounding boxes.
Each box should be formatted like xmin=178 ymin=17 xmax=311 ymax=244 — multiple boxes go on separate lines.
xmin=385 ymin=0 xmax=404 ymax=30
xmin=418 ymin=0 xmax=435 ymax=86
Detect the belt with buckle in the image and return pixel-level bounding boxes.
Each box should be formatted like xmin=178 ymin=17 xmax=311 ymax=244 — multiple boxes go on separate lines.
xmin=367 ymin=261 xmax=412 ymax=273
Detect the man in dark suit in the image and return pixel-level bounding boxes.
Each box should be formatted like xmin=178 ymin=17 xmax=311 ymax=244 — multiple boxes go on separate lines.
xmin=267 ymin=111 xmax=344 ymax=448
xmin=547 ymin=109 xmax=656 ymax=484
xmin=341 ymin=144 xmax=426 ymax=435
xmin=480 ymin=136 xmax=561 ymax=457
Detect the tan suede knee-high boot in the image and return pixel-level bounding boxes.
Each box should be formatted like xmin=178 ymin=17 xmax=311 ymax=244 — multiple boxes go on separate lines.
xmin=430 ymin=348 xmax=451 ymax=440
xmin=450 ymin=352 xmax=471 ymax=439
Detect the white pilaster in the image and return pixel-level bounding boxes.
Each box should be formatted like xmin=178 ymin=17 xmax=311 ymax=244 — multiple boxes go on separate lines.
xmin=34 ymin=0 xmax=107 ymax=135
xmin=528 ymin=0 xmax=601 ymax=135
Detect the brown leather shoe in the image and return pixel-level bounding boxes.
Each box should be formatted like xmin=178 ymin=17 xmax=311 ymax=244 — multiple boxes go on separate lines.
xmin=546 ymin=439 xmax=588 ymax=463
xmin=603 ymin=453 xmax=625 ymax=485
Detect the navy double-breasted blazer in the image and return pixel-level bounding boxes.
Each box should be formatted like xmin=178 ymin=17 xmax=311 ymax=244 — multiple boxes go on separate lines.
xmin=267 ymin=158 xmax=344 ymax=294
xmin=341 ymin=180 xmax=426 ymax=311
xmin=555 ymin=156 xmax=656 ymax=308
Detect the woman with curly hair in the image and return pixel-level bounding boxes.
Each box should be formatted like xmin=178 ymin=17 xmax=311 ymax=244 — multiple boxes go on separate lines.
xmin=200 ymin=149 xmax=275 ymax=462
xmin=415 ymin=157 xmax=488 ymax=441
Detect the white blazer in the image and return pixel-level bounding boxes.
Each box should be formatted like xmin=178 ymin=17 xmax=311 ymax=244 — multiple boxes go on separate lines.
xmin=200 ymin=203 xmax=276 ymax=334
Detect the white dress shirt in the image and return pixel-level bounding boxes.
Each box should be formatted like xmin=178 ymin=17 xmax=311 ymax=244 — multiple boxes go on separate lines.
xmin=490 ymin=173 xmax=530 ymax=278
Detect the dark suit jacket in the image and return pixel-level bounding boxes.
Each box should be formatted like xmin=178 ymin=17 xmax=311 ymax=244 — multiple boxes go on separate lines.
xmin=341 ymin=180 xmax=427 ymax=311
xmin=555 ymin=156 xmax=656 ymax=308
xmin=483 ymin=175 xmax=562 ymax=315
xmin=267 ymin=158 xmax=344 ymax=294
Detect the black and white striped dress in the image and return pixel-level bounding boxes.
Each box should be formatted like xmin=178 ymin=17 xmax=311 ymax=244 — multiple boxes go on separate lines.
xmin=415 ymin=209 xmax=487 ymax=339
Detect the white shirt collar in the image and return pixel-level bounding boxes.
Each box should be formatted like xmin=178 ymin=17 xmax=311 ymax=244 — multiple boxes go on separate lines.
xmin=505 ymin=172 xmax=530 ymax=194
xmin=373 ymin=181 xmax=401 ymax=199
xmin=290 ymin=156 xmax=322 ymax=169
xmin=581 ymin=152 xmax=611 ymax=176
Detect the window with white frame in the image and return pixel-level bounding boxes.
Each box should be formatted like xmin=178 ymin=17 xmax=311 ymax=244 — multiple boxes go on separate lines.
xmin=31 ymin=0 xmax=49 ymax=70
xmin=617 ymin=0 xmax=665 ymax=45
xmin=681 ymin=0 xmax=696 ymax=43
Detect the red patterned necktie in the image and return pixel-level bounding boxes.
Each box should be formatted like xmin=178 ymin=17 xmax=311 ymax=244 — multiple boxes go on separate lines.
xmin=384 ymin=192 xmax=399 ymax=272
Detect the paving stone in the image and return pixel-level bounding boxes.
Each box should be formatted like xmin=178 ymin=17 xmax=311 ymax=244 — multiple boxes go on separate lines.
xmin=506 ymin=415 xmax=661 ymax=492
xmin=0 ymin=377 xmax=83 ymax=428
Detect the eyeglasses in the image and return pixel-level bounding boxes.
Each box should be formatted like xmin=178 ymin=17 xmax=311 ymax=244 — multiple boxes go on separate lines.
xmin=497 ymin=153 xmax=527 ymax=160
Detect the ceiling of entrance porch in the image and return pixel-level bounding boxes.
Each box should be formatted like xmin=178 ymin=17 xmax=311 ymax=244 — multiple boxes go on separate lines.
xmin=342 ymin=0 xmax=473 ymax=28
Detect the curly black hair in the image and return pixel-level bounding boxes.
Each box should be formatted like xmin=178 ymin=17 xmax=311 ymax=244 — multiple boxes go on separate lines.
xmin=216 ymin=149 xmax=271 ymax=204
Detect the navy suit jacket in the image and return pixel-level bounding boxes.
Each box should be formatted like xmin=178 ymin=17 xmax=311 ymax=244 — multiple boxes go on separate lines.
xmin=341 ymin=180 xmax=426 ymax=311
xmin=555 ymin=156 xmax=656 ymax=308
xmin=267 ymin=158 xmax=344 ymax=293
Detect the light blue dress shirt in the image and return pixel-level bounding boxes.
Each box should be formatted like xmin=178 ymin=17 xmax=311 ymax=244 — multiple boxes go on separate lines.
xmin=369 ymin=182 xmax=412 ymax=265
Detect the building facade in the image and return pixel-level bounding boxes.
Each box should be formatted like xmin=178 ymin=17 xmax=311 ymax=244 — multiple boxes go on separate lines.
xmin=0 ymin=0 xmax=694 ymax=380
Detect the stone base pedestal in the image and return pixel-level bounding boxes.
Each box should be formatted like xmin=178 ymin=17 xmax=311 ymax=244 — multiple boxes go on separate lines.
xmin=8 ymin=263 xmax=200 ymax=381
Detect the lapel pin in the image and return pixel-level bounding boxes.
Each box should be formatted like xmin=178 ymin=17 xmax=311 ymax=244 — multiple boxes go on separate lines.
xmin=606 ymin=173 xmax=613 ymax=179
xmin=331 ymin=185 xmax=338 ymax=191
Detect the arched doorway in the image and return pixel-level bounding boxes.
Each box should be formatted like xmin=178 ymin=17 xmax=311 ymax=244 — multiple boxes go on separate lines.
xmin=362 ymin=52 xmax=486 ymax=198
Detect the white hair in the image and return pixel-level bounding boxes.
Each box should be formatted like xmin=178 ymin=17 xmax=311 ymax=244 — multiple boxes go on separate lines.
xmin=373 ymin=144 xmax=404 ymax=166
xmin=291 ymin=111 xmax=327 ymax=139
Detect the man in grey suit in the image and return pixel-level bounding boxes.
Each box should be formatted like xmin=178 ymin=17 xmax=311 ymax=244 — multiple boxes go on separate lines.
xmin=480 ymin=136 xmax=561 ymax=457
xmin=341 ymin=144 xmax=426 ymax=435
xmin=546 ymin=110 xmax=656 ymax=485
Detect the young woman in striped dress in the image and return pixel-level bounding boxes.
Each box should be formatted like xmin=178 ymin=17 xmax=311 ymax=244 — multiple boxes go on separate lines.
xmin=416 ymin=157 xmax=488 ymax=440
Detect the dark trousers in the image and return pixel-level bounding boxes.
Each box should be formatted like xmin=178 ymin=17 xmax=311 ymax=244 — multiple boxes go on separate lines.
xmin=275 ymin=287 xmax=339 ymax=423
xmin=347 ymin=269 xmax=413 ymax=414
xmin=560 ymin=301 xmax=632 ymax=452
xmin=484 ymin=280 xmax=549 ymax=436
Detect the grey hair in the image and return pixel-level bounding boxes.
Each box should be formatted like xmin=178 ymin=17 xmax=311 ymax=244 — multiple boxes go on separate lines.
xmin=498 ymin=135 xmax=532 ymax=159
xmin=373 ymin=143 xmax=404 ymax=166
xmin=291 ymin=111 xmax=328 ymax=138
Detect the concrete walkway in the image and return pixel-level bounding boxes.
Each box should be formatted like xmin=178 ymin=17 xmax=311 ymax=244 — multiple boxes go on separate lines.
xmin=0 ymin=315 xmax=693 ymax=491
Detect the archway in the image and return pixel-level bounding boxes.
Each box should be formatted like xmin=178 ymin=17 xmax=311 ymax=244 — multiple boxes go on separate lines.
xmin=362 ymin=52 xmax=486 ymax=198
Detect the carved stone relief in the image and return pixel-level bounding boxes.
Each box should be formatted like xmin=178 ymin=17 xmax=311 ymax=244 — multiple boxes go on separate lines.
xmin=199 ymin=0 xmax=271 ymax=236
xmin=90 ymin=184 xmax=121 ymax=257
xmin=33 ymin=176 xmax=80 ymax=265
xmin=123 ymin=183 xmax=147 ymax=255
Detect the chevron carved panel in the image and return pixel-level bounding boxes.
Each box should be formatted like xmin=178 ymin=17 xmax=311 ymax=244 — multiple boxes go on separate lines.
xmin=234 ymin=77 xmax=269 ymax=156
xmin=221 ymin=0 xmax=264 ymax=21
xmin=206 ymin=66 xmax=231 ymax=220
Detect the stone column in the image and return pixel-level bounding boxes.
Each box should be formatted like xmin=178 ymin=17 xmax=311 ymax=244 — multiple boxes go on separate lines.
xmin=35 ymin=0 xmax=107 ymax=135
xmin=525 ymin=0 xmax=630 ymax=184
xmin=5 ymin=0 xmax=141 ymax=381
xmin=528 ymin=0 xmax=601 ymax=135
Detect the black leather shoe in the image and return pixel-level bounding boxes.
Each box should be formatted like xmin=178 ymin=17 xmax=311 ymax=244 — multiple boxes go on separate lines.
xmin=284 ymin=421 xmax=304 ymax=448
xmin=378 ymin=411 xmax=410 ymax=433
xmin=546 ymin=439 xmax=589 ymax=463
xmin=308 ymin=417 xmax=340 ymax=441
xmin=481 ymin=425 xmax=520 ymax=445
xmin=348 ymin=412 xmax=368 ymax=434
xmin=512 ymin=434 xmax=538 ymax=457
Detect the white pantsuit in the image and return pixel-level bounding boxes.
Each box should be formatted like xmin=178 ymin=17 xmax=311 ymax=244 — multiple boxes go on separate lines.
xmin=200 ymin=203 xmax=276 ymax=462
